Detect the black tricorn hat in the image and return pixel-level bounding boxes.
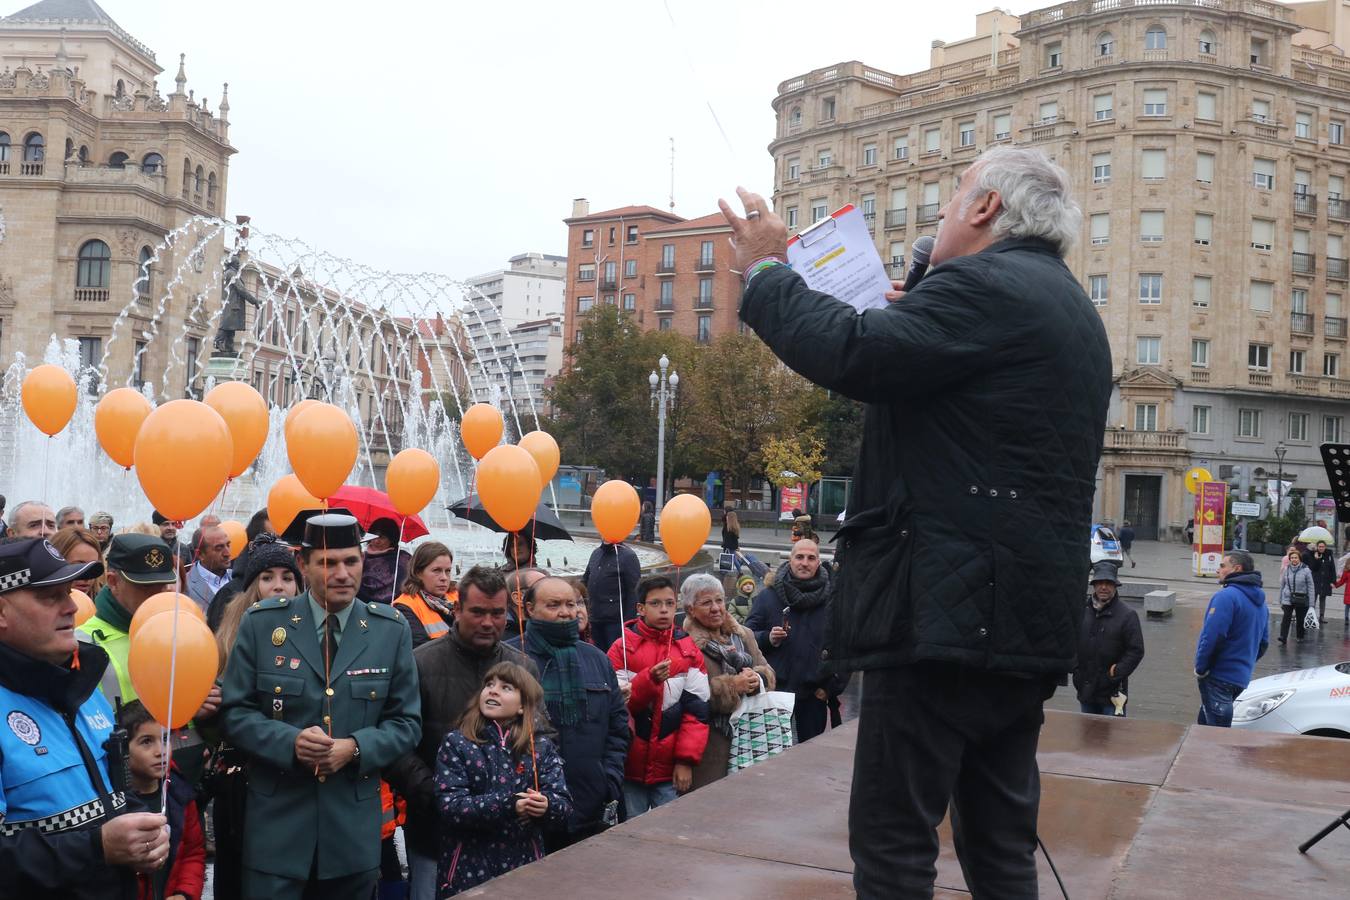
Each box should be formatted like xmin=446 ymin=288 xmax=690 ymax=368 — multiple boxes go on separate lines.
xmin=280 ymin=508 xmax=363 ymax=549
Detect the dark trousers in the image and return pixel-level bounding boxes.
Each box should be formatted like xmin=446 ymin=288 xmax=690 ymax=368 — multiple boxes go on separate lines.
xmin=243 ymin=866 xmax=378 ymax=900
xmin=1079 ymin=700 xmax=1122 ymax=716
xmin=1196 ymin=676 xmax=1243 ymax=728
xmin=850 ymin=663 xmax=1054 ymax=900
xmin=591 ymin=620 xmax=622 ymax=658
xmin=795 ymin=689 xmax=829 ymax=742
xmin=1279 ymin=603 xmax=1309 ymax=641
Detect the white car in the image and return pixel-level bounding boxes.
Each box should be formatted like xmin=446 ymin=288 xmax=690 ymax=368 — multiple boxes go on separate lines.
xmin=1232 ymin=663 xmax=1350 ymax=738
xmin=1090 ymin=524 xmax=1124 ymax=567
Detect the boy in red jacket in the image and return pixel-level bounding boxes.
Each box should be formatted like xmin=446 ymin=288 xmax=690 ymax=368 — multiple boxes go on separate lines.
xmin=120 ymin=701 xmax=206 ymax=900
xmin=607 ymin=575 xmax=710 ymax=816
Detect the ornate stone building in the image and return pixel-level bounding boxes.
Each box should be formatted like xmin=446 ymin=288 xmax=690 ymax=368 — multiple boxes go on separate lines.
xmin=769 ymin=0 xmax=1350 ymax=539
xmin=0 ymin=0 xmax=234 ymax=399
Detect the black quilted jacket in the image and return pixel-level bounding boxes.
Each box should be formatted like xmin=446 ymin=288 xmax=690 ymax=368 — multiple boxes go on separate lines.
xmin=741 ymin=238 xmax=1112 ymax=675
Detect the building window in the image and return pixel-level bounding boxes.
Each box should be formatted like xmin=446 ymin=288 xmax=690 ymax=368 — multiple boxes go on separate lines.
xmin=810 ymin=200 xmax=828 ymax=223
xmin=1297 ymin=111 xmax=1313 ymax=139
xmin=1145 ymin=27 xmax=1166 ymax=51
xmin=578 ymin=263 xmax=595 ymax=282
xmin=1089 ymin=274 xmax=1108 ymax=306
xmin=133 ymin=340 xmax=146 ymax=388
xmin=602 ymin=261 xmax=616 ymax=284
xmin=1038 ymin=101 xmax=1058 ymax=124
xmin=1092 ymin=152 xmax=1111 ymax=183
xmin=1198 ymin=30 xmax=1216 ymax=55
xmin=1143 ymin=89 xmax=1167 ymax=116
xmin=1253 ymin=158 xmax=1275 ymax=190
xmin=1093 ymin=93 xmax=1113 ymax=121
xmin=789 ymin=107 xmax=802 ymax=127
xmin=77 ymin=239 xmax=111 ymax=288
xmin=1090 ymin=213 xmax=1110 ymax=246
xmin=1326 ymin=416 xmax=1345 ymax=443
xmin=624 ymin=258 xmax=637 ymax=277
xmin=1292 ymin=288 xmax=1309 ymax=313
xmin=862 ymin=143 xmax=877 ymax=166
xmin=1250 ymin=281 xmax=1273 ymax=313
xmin=786 ymin=206 xmax=798 ymax=228
xmin=141 ymin=152 xmax=163 ymax=175
xmin=1192 ymin=405 xmax=1211 ymax=434
xmin=1290 ymin=349 xmax=1307 ymax=374
xmin=185 ymin=336 xmax=199 ymax=394
xmin=1197 ymin=92 xmax=1217 ymax=120
xmin=1326 ymin=353 xmax=1341 ymax=377
xmin=1295 ymin=170 xmax=1311 ymax=198
xmin=894 ymin=135 xmax=909 ymax=159
xmin=1192 ymin=338 xmax=1210 ymax=367
xmin=699 ymin=240 xmax=715 ymax=268
xmin=581 ymin=229 xmax=594 ymax=248
xmin=1251 ymin=37 xmax=1268 ymax=67
xmin=577 ymin=296 xmax=594 ymax=312
xmin=697 ymin=277 xmax=713 ymax=302
xmin=697 ymin=314 xmax=712 ymax=344
xmin=1238 ymin=408 xmax=1262 ymax=437
xmin=1194 ymin=213 xmax=1213 ymax=245
xmin=816 ymin=149 xmax=832 ymax=168
xmin=1045 ymin=41 xmax=1062 ymax=69
xmin=992 ymin=113 xmax=1010 ymax=141
xmin=1248 ymin=343 xmax=1271 ymax=370
xmin=1251 ymin=98 xmax=1271 ymax=123
xmin=1141 ymin=149 xmax=1165 ymax=180
xmin=821 ymin=97 xmax=835 ymax=121
xmin=77 ymin=336 xmax=101 ymax=387
xmin=958 ymin=121 xmax=975 ymax=147
xmin=1136 ymin=336 xmax=1161 ymax=364
xmin=659 ymin=280 xmax=673 ymax=305
xmin=1138 ymin=273 xmax=1162 ymax=304
xmin=1140 ymin=210 xmax=1164 ymax=243
xmin=1333 ymin=121 xmax=1345 ymax=145
xmin=658 ymin=317 xmax=672 ymax=332
xmin=1097 ymin=32 xmax=1114 ymax=57
xmin=626 ymin=225 xmax=638 ymax=243
xmin=1134 ymin=403 xmax=1158 ymax=431
xmin=1195 ymin=151 xmax=1215 ymax=184
xmin=661 ymin=244 xmax=675 ymax=269
xmin=608 ymin=226 xmax=616 ymax=245
xmin=22 ymin=131 xmax=43 ymax=162
xmin=1289 ymin=412 xmax=1310 ymax=441
xmin=622 ymin=293 xmax=635 ymax=310
xmin=137 ymin=246 xmax=153 ymax=300
xmin=1193 ymin=276 xmax=1212 ymax=308
xmin=1250 ymin=218 xmax=1274 ymax=251
xmin=924 ymin=127 xmax=940 ymax=153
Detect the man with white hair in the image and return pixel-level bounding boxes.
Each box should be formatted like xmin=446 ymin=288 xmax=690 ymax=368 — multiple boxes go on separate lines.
xmin=7 ymin=500 xmax=56 ymax=539
xmin=720 ymin=147 xmax=1112 ymax=898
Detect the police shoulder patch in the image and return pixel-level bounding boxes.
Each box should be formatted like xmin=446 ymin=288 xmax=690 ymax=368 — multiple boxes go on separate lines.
xmin=7 ymin=710 xmax=41 ymax=746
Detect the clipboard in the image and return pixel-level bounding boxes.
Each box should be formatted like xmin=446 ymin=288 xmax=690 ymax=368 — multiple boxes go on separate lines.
xmin=786 ymin=204 xmax=894 ymax=312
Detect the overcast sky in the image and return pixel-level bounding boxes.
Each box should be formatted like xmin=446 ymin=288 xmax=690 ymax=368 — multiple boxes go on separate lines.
xmin=106 ymin=0 xmax=1006 ymax=279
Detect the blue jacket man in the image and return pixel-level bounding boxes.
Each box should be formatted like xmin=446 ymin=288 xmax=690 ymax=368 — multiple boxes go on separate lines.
xmin=1194 ymin=551 xmax=1269 ymax=727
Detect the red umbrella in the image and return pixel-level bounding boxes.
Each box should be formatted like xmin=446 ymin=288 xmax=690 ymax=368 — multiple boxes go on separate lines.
xmin=327 ymin=485 xmax=430 ymax=540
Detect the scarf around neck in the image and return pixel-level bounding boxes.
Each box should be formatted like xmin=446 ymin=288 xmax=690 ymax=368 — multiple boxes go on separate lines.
xmin=776 ymin=563 xmax=832 ymax=611
xmin=526 ymin=618 xmax=585 ymax=726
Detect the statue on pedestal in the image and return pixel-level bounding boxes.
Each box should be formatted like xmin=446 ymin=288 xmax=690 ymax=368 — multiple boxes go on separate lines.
xmin=213 ymin=254 xmax=258 ymax=356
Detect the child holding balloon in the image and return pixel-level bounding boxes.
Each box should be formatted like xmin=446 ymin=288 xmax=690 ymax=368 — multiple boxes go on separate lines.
xmin=433 ymin=662 xmax=572 ymax=897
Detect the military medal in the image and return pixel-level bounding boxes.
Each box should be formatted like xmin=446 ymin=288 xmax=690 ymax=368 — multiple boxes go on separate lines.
xmin=271 ymin=627 xmax=286 ymax=647
xmin=272 ymin=698 xmax=284 ymax=720
xmin=289 ymin=658 xmax=300 ymax=670
xmin=274 ymin=655 xmax=285 ymax=667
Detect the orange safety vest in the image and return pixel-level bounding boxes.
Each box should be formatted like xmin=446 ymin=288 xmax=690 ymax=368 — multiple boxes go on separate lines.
xmin=393 ymin=592 xmax=453 ymax=641
xmin=380 ymin=780 xmax=406 ymax=840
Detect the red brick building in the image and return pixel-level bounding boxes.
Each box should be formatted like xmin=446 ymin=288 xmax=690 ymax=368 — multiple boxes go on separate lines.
xmin=562 ymin=200 xmax=745 ymax=346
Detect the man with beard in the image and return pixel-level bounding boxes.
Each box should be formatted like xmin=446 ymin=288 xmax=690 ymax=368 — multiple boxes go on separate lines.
xmin=745 ymin=539 xmax=840 ymax=741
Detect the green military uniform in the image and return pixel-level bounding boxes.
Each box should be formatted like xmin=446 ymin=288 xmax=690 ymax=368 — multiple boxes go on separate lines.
xmin=220 ymin=588 xmax=421 ymax=898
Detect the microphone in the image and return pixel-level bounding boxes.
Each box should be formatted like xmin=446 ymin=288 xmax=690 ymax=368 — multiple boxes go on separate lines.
xmin=901 ymin=235 xmax=935 ymax=292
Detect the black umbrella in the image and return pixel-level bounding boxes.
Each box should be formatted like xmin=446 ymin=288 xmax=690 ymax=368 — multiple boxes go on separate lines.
xmin=446 ymin=495 xmax=574 ymax=542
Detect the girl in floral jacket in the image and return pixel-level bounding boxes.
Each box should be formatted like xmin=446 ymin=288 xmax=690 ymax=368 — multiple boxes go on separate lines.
xmin=434 ymin=662 xmax=572 ymax=897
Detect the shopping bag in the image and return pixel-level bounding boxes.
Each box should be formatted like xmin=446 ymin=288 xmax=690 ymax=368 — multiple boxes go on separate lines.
xmin=727 ymin=684 xmax=795 ymax=773
xmin=1305 ymin=606 xmax=1321 ymax=631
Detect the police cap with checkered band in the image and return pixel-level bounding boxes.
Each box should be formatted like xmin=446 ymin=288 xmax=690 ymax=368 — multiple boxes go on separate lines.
xmin=0 ymin=538 xmax=104 ymax=595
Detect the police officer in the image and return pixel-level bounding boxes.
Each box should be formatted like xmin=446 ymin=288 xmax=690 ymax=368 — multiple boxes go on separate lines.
xmin=220 ymin=510 xmax=420 ymax=900
xmin=0 ymin=538 xmax=170 ymax=899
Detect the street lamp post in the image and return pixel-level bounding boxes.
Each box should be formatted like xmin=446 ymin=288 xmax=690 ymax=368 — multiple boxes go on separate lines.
xmin=1275 ymin=441 xmax=1288 ymax=518
xmin=649 ymin=353 xmax=679 ymax=516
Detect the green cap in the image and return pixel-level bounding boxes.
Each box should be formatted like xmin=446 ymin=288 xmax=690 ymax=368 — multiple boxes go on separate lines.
xmin=106 ymin=534 xmax=177 ymax=585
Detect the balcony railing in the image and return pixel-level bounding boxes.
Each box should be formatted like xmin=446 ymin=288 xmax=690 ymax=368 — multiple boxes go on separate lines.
xmin=656 ymin=298 xmax=674 ymax=310
xmin=863 ymin=211 xmax=876 ymax=228
xmin=889 ymin=261 xmax=905 ymax=278
xmin=1330 ymin=198 xmax=1350 ymax=220
xmin=599 ymin=278 xmax=617 ymax=291
xmin=694 ymin=256 xmax=715 ymax=272
xmin=1328 ymin=316 xmax=1348 ymax=339
xmin=1249 ymin=371 xmax=1273 ymax=387
xmin=694 ymin=296 xmax=714 ymax=309
xmin=917 ymin=203 xmax=940 ymax=223
xmin=656 ymin=263 xmax=676 ymax=275
xmin=1330 ymin=257 xmax=1349 ymax=280
xmin=1292 ymin=311 xmax=1315 ymax=333
xmin=1105 ymin=429 xmax=1186 ymax=451
xmin=1292 ymin=375 xmax=1322 ymax=393
xmin=1191 ymin=369 xmax=1210 ymax=384
xmin=1293 ymin=252 xmax=1316 ymax=274
xmin=20 ymin=160 xmax=43 ymax=176
xmin=74 ymin=287 xmax=109 ymax=302
xmin=1294 ymin=193 xmax=1318 ymax=215
xmin=885 ymin=208 xmax=907 ymax=228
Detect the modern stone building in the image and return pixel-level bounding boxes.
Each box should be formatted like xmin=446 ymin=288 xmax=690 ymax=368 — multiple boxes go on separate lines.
xmin=769 ymin=0 xmax=1350 ymax=539
xmin=0 ymin=0 xmax=234 ymax=398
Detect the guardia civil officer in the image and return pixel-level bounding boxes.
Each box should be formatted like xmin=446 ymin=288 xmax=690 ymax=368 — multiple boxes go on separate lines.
xmin=220 ymin=510 xmax=421 ymax=900
xmin=0 ymin=538 xmax=170 ymax=899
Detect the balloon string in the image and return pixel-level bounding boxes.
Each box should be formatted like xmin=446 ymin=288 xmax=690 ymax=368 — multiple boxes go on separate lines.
xmin=161 ymin=564 xmax=183 ymax=812
xmin=511 ymin=532 xmax=539 ymax=791
xmin=42 ymin=436 xmax=50 ymax=503
xmin=617 ymin=544 xmax=627 ymax=675
xmin=390 ymin=517 xmax=404 ymax=605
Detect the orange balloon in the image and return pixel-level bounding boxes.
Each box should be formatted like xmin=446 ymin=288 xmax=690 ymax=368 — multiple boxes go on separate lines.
xmin=284 ymin=399 xmax=320 ymax=446
xmin=205 ymin=381 xmax=269 ymax=478
xmin=128 ymin=611 xmax=218 ymax=728
xmin=461 ymin=404 xmax=503 ymax=460
xmin=387 ymin=448 xmax=440 ymax=516
xmin=220 ymin=519 xmax=247 ymax=560
xmin=134 ymin=400 xmax=233 ymax=521
xmin=129 ymin=592 xmax=207 ymax=643
xmin=94 ymin=388 xmax=153 ymax=469
xmin=659 ymin=494 xmax=712 ymax=566
xmin=71 ymin=589 xmax=95 ymax=627
xmin=476 ymin=444 xmax=542 ymax=532
xmin=268 ymin=473 xmax=322 ymax=536
xmin=519 ymin=431 xmax=560 ymax=485
xmin=287 ymin=403 xmax=357 ymax=499
xmin=21 ymin=364 xmax=77 ymax=436
xmin=592 ymin=480 xmax=640 ymax=543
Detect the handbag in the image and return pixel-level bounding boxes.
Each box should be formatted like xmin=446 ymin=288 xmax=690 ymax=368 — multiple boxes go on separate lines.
xmin=727 ymin=680 xmax=795 ymax=773
xmin=718 ymin=551 xmax=736 ymax=572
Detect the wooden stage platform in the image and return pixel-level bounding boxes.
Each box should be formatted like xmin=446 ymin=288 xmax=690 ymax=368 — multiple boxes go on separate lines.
xmin=468 ymin=711 xmax=1350 ymax=898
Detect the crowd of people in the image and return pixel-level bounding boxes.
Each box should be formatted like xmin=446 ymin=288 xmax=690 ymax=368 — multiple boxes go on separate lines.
xmin=0 ymin=495 xmax=847 ymax=900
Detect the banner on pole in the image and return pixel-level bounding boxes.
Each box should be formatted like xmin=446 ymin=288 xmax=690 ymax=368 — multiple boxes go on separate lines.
xmin=1194 ymin=481 xmax=1227 ymax=576
xmin=779 ymin=483 xmax=807 ymax=521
